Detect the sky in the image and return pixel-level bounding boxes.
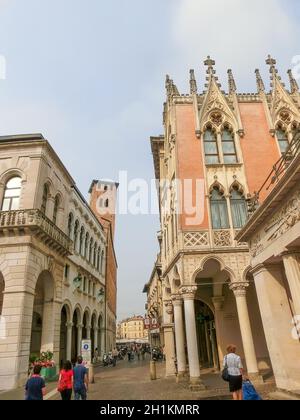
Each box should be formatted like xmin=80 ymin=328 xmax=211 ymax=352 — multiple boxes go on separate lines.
xmin=0 ymin=0 xmax=299 ymax=321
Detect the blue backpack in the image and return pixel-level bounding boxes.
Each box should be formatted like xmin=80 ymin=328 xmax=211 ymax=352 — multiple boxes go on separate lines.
xmin=242 ymin=380 xmax=262 ymax=401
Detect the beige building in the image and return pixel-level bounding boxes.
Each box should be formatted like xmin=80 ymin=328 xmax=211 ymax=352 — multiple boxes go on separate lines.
xmin=118 ymin=316 xmax=148 ymax=341
xmin=0 ymin=134 xmax=116 ymax=390
xmin=146 ymin=56 xmax=300 ymax=391
xmin=237 ymin=132 xmax=300 ymax=393
xmin=143 ymin=256 xmax=164 ymax=347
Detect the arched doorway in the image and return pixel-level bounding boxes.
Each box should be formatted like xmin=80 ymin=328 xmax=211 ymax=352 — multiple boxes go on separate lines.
xmin=82 ymin=311 xmax=90 ymax=340
xmin=91 ymin=313 xmax=97 ymax=359
xmin=59 ymin=305 xmax=69 ymax=367
xmin=71 ymin=308 xmax=80 ymax=362
xmin=0 ymin=272 xmax=4 ymax=316
xmin=30 ymin=271 xmax=55 ymax=360
xmin=195 ymin=300 xmax=218 ymax=369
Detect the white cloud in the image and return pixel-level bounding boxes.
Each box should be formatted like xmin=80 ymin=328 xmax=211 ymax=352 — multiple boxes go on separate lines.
xmin=171 ymin=0 xmax=300 ymax=90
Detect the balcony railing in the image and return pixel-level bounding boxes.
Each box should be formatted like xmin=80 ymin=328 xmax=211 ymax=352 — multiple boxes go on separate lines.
xmin=0 ymin=209 xmax=72 ymax=255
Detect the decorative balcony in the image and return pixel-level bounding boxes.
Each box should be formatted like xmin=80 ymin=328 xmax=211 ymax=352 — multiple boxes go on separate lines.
xmin=183 ymin=230 xmax=233 ymax=249
xmin=0 ymin=209 xmax=72 ymax=256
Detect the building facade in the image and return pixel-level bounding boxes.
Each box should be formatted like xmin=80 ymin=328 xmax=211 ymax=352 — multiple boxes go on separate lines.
xmin=143 ymin=257 xmax=164 ymax=348
xmin=117 ymin=316 xmax=148 ymax=341
xmin=147 ymin=56 xmax=300 ymax=391
xmin=89 ymin=180 xmax=118 ymax=352
xmin=0 ymin=134 xmax=117 ymax=390
xmin=237 ymin=132 xmax=300 ymax=392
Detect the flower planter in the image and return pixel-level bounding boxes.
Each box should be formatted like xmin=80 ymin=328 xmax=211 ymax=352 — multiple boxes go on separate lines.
xmin=41 ymin=366 xmax=57 ymax=382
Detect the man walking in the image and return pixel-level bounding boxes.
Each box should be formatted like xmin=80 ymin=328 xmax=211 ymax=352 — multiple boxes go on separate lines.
xmin=73 ymin=356 xmax=89 ymax=400
xmin=112 ymin=348 xmax=118 ymax=367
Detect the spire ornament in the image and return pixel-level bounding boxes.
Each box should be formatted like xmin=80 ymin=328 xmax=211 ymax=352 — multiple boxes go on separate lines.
xmin=266 ymin=55 xmax=285 ymax=89
xmin=255 ymin=69 xmax=265 ymax=93
xmin=287 ymin=69 xmax=299 ymax=94
xmin=189 ymin=69 xmax=198 ymax=95
xmin=227 ymin=69 xmax=237 ymax=94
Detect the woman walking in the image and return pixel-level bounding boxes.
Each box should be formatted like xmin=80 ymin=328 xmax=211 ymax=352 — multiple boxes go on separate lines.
xmin=58 ymin=360 xmax=74 ymax=400
xmin=223 ymin=344 xmax=244 ymax=401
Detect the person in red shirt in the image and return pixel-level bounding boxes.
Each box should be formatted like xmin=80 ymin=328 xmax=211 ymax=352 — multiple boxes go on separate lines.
xmin=58 ymin=360 xmax=74 ymax=400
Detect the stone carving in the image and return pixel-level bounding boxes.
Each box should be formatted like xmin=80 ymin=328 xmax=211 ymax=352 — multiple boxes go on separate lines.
xmin=230 ymin=282 xmax=249 ymax=298
xmin=184 ymin=232 xmax=209 ymax=248
xmin=264 ymin=190 xmax=300 ymax=242
xmin=213 ymin=230 xmax=232 ymax=247
xmin=250 ymin=234 xmax=263 ymax=257
xmin=179 ymin=286 xmax=198 ymax=299
xmin=47 ymin=255 xmax=55 ymax=273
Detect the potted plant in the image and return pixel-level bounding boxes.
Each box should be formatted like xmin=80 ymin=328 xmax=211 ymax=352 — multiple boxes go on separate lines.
xmin=31 ymin=351 xmax=57 ymax=381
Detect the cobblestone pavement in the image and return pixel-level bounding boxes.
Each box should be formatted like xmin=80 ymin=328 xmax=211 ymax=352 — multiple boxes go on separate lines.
xmin=48 ymin=358 xmax=276 ymax=401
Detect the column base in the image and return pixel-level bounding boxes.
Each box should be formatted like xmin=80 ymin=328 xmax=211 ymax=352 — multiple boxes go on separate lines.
xmin=189 ymin=377 xmax=206 ymax=392
xmin=176 ymin=371 xmax=188 ymax=383
xmin=248 ymin=372 xmax=264 ymax=385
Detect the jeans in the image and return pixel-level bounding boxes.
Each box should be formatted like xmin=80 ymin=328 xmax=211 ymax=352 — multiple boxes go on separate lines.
xmin=74 ymin=387 xmax=87 ymax=400
xmin=60 ymin=389 xmax=72 ymax=401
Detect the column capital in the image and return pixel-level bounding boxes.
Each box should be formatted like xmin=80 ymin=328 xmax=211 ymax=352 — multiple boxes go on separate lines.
xmin=77 ymin=323 xmax=84 ymax=329
xmin=281 ymin=249 xmax=300 ymax=259
xmin=212 ymin=296 xmax=225 ymax=311
xmin=179 ymin=285 xmax=198 ymax=300
xmin=164 ymin=300 xmax=174 ymax=315
xmin=229 ymin=282 xmax=249 ymax=298
xmin=171 ymin=294 xmax=183 ymax=306
xmin=66 ymin=322 xmax=73 ymax=329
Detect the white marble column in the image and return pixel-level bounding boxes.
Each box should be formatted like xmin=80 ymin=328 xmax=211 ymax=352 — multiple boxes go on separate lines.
xmin=230 ymin=282 xmax=260 ymax=378
xmin=212 ymin=296 xmax=225 ymax=367
xmin=180 ymin=286 xmax=205 ymax=390
xmin=172 ymin=295 xmax=187 ymax=377
xmin=86 ymin=326 xmax=91 ymax=340
xmin=163 ymin=300 xmax=177 ymax=377
xmin=66 ymin=322 xmax=73 ymax=361
xmin=77 ymin=324 xmax=83 ymax=356
xmin=282 ymin=251 xmax=300 ymax=316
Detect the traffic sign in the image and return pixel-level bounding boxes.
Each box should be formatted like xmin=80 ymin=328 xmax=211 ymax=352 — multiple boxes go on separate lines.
xmin=81 ymin=339 xmax=92 ymax=366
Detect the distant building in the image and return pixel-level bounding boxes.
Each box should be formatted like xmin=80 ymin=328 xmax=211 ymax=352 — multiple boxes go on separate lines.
xmin=0 ymin=134 xmax=118 ymax=390
xmin=117 ymin=316 xmax=148 ymax=341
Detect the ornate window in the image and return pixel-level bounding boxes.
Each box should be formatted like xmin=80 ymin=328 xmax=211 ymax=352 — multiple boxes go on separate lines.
xmin=89 ymin=239 xmax=94 ymax=263
xmin=41 ymin=184 xmax=49 ymax=214
xmin=222 ymin=129 xmax=237 ymax=164
xmin=276 ymin=128 xmax=289 ymax=154
xmin=97 ymin=248 xmax=101 ymax=271
xmin=53 ymin=195 xmax=60 ymax=224
xmin=203 ymin=128 xmax=219 ymax=164
xmin=79 ymin=227 xmax=85 ymax=255
xmin=68 ymin=213 xmax=74 ymax=238
xmin=101 ymin=250 xmax=105 ymax=273
xmin=84 ymin=233 xmax=89 ymax=259
xmin=210 ymin=187 xmax=229 ymax=229
xmin=1 ymin=177 xmax=22 ymax=211
xmin=93 ymin=244 xmax=97 ymax=267
xmin=230 ymin=187 xmax=247 ymax=228
xmin=74 ymin=220 xmax=79 ymax=251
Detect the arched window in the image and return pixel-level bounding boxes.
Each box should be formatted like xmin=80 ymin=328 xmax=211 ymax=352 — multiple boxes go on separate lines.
xmin=210 ymin=187 xmax=229 ymax=229
xmin=89 ymin=239 xmax=94 ymax=263
xmin=222 ymin=129 xmax=237 ymax=164
xmin=68 ymin=213 xmax=74 ymax=238
xmin=101 ymin=250 xmax=105 ymax=274
xmin=93 ymin=244 xmax=97 ymax=267
xmin=74 ymin=220 xmax=79 ymax=251
xmin=203 ymin=129 xmax=219 ymax=164
xmin=276 ymin=128 xmax=289 ymax=154
xmin=79 ymin=227 xmax=85 ymax=255
xmin=230 ymin=187 xmax=248 ymax=228
xmin=1 ymin=177 xmax=22 ymax=211
xmin=105 ymin=199 xmax=109 ymax=208
xmin=41 ymin=184 xmax=49 ymax=214
xmin=97 ymin=248 xmax=101 ymax=271
xmin=53 ymin=195 xmax=60 ymax=224
xmin=84 ymin=233 xmax=89 ymax=259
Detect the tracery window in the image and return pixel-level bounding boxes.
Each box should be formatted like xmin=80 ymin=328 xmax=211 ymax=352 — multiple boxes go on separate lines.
xmin=276 ymin=128 xmax=289 ymax=154
xmin=210 ymin=187 xmax=229 ymax=229
xmin=222 ymin=129 xmax=237 ymax=164
xmin=203 ymin=128 xmax=219 ymax=164
xmin=230 ymin=187 xmax=247 ymax=228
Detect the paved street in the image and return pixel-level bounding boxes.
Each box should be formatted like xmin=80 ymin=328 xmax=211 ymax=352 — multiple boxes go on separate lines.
xmin=47 ymin=358 xmax=275 ymax=401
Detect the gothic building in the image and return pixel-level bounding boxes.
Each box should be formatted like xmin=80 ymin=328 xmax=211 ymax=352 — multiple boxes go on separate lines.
xmin=0 ymin=134 xmax=118 ymax=390
xmin=148 ymin=57 xmax=300 ymax=392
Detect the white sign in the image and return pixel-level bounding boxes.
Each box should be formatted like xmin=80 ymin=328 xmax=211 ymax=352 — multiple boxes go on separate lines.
xmin=81 ymin=340 xmax=92 ymax=366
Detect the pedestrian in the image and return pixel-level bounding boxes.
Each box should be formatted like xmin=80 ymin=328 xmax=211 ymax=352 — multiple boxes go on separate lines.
xmin=223 ymin=344 xmax=244 ymax=401
xmin=58 ymin=360 xmax=73 ymax=401
xmin=112 ymin=348 xmax=118 ymax=367
xmin=127 ymin=349 xmax=131 ymax=362
xmin=25 ymin=365 xmax=46 ymax=401
xmin=93 ymin=347 xmax=99 ymax=364
xmin=137 ymin=347 xmax=141 ymax=361
xmin=73 ymin=356 xmax=89 ymax=400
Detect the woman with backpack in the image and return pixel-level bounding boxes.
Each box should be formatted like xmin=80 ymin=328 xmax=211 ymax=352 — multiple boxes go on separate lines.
xmin=58 ymin=360 xmax=74 ymax=400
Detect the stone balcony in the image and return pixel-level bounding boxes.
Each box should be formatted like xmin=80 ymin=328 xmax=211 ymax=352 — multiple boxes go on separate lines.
xmin=0 ymin=209 xmax=72 ymax=256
